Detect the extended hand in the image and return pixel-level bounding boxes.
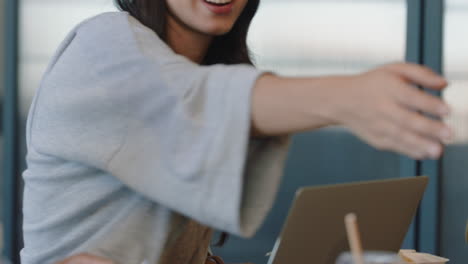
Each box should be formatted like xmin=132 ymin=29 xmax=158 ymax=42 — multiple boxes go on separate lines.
xmin=334 ymin=63 xmax=450 ymax=160
xmin=252 ymin=62 xmax=451 ymax=159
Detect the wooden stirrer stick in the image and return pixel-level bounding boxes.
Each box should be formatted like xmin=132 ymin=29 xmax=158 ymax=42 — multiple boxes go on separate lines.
xmin=345 ymin=213 xmax=365 ymax=264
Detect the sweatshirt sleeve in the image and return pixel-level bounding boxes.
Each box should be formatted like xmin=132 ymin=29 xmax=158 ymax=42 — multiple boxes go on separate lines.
xmin=28 ymin=12 xmax=290 ymax=237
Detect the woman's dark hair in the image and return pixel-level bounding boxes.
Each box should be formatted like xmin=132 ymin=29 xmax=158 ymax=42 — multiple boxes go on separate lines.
xmin=115 ymin=0 xmax=260 ymax=65
xmin=114 ymin=0 xmax=261 ymax=246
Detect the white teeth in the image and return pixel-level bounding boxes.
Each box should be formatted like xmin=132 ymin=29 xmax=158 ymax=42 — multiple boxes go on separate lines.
xmin=205 ymin=0 xmax=232 ymax=5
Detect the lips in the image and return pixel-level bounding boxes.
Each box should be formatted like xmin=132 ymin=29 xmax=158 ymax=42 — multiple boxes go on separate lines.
xmin=203 ymin=0 xmax=235 ymax=15
xmin=205 ymin=0 xmax=232 ymax=5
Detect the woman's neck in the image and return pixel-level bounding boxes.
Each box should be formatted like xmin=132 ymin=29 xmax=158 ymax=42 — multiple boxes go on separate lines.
xmin=166 ymin=15 xmax=213 ymax=64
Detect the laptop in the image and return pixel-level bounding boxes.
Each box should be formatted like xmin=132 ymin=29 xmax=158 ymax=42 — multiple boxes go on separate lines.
xmin=267 ymin=176 xmax=429 ymax=264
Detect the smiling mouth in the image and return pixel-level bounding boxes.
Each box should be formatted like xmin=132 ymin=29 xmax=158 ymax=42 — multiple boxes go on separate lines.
xmin=204 ymin=0 xmax=233 ymax=6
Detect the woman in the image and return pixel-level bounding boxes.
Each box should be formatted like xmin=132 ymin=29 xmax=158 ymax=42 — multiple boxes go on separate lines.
xmin=21 ymin=0 xmax=451 ymax=263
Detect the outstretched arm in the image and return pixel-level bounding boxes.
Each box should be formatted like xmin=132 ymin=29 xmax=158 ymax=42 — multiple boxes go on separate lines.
xmin=251 ymin=63 xmax=451 ymax=160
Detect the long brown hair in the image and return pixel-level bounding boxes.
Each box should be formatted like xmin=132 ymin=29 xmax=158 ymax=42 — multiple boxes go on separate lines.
xmin=114 ymin=0 xmax=261 ymax=246
xmin=115 ymin=0 xmax=260 ymax=65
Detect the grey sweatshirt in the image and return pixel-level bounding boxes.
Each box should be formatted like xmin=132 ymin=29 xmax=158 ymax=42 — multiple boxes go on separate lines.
xmin=21 ymin=12 xmax=289 ymax=264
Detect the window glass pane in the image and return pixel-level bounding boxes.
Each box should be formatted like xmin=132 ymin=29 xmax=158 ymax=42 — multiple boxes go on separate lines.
xmin=248 ymin=0 xmax=405 ymax=76
xmin=217 ymin=0 xmax=407 ymax=263
xmin=441 ymin=0 xmax=468 ymax=263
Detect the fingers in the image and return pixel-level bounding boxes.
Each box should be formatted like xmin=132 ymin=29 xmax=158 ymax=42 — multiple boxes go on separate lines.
xmin=383 ymin=63 xmax=447 ymax=90
xmin=404 ymin=110 xmax=452 ymax=143
xmin=390 ymin=79 xmax=453 ymax=143
xmin=392 ymin=128 xmax=443 ymax=160
xmin=347 ymin=63 xmax=453 ymax=159
xmin=395 ymin=85 xmax=451 ymax=117
xmin=56 ymin=254 xmax=115 ymax=264
xmin=369 ymin=121 xmax=443 ymax=160
xmin=392 ymin=108 xmax=450 ymax=155
xmin=375 ymin=104 xmax=450 ymax=159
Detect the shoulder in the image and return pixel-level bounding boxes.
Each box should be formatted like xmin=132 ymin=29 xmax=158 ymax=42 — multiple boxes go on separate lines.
xmin=42 ymin=12 xmax=177 ymax=81
xmin=64 ymin=11 xmax=178 ymax=66
xmin=75 ymin=12 xmax=137 ymax=39
xmin=72 ymin=12 xmax=146 ymax=52
xmin=39 ymin=11 xmax=191 ymax=92
xmin=76 ymin=12 xmax=169 ymax=51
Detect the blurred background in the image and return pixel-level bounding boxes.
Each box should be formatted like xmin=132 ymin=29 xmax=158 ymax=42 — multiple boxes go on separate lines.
xmin=1 ymin=0 xmax=467 ymax=263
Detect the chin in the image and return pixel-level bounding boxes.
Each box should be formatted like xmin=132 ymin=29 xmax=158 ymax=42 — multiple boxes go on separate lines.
xmin=201 ymin=23 xmax=234 ymax=36
xmin=205 ymin=28 xmax=232 ymax=36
